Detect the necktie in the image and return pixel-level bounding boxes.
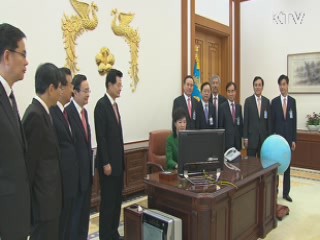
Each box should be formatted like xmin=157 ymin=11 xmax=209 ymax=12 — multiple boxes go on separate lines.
xmin=283 ymin=98 xmax=287 ymax=119
xmin=63 ymin=109 xmax=69 ymax=123
xmin=231 ymin=103 xmax=236 ymax=124
xmin=213 ymin=97 xmax=217 ymax=109
xmin=63 ymin=109 xmax=72 ymax=133
xmin=113 ymin=102 xmax=120 ymax=124
xmin=257 ymin=97 xmax=261 ymax=117
xmin=187 ymin=97 xmax=192 ymax=118
xmin=81 ymin=109 xmax=89 ymax=141
xmin=204 ymin=103 xmax=209 ymax=123
xmin=9 ymin=91 xmax=20 ymax=127
xmin=213 ymin=97 xmax=218 ymax=127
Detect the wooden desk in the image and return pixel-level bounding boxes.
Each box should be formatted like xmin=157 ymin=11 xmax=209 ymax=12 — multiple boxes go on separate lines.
xmin=144 ymin=158 xmax=278 ymax=240
xmin=292 ymin=130 xmax=320 ymax=170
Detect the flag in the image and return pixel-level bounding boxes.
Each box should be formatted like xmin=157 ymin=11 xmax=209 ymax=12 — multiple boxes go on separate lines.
xmin=192 ymin=47 xmax=202 ymax=101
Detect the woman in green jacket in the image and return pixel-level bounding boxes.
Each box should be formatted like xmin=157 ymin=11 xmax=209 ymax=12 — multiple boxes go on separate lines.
xmin=166 ymin=108 xmax=187 ymax=170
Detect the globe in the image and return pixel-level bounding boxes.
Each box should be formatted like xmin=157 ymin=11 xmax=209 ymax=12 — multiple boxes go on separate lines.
xmin=260 ymin=134 xmax=291 ymax=174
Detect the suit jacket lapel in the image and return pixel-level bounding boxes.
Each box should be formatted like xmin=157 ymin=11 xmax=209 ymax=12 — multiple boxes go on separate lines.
xmin=109 ymin=96 xmax=120 ymax=125
xmin=0 ymin=83 xmax=23 ymax=145
xmin=104 ymin=95 xmax=121 ymax=127
xmin=84 ymin=108 xmax=91 ymax=143
xmin=277 ymin=96 xmax=285 ymax=119
xmin=55 ymin=106 xmax=73 ymax=139
xmin=69 ymin=101 xmax=88 ymax=142
xmin=33 ymin=99 xmax=60 ymax=156
xmin=33 ymin=98 xmax=50 ymax=125
xmin=225 ymin=102 xmax=233 ymax=125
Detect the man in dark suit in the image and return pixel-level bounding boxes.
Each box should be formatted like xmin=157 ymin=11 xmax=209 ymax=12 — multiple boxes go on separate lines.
xmin=271 ymin=74 xmax=297 ymax=202
xmin=0 ymin=23 xmax=30 ymax=240
xmin=219 ymin=82 xmax=243 ymax=151
xmin=50 ymin=67 xmax=78 ymax=240
xmin=243 ymin=76 xmax=271 ymax=157
xmin=196 ymin=82 xmax=216 ymax=129
xmin=172 ymin=75 xmax=198 ymax=129
xmin=209 ymin=75 xmax=227 ymax=127
xmin=22 ymin=63 xmax=62 ymax=240
xmin=65 ymin=74 xmax=92 ymax=240
xmin=94 ymin=69 xmax=125 ymax=240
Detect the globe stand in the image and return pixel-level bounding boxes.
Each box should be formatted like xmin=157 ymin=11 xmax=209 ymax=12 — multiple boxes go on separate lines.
xmin=275 ymin=175 xmax=290 ymax=220
xmin=260 ymin=134 xmax=291 ymax=221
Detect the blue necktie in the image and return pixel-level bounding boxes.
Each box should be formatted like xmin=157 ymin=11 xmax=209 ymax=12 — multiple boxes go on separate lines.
xmin=204 ymin=103 xmax=209 ymax=123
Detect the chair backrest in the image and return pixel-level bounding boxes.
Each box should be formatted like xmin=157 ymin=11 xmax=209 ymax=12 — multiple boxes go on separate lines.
xmin=148 ymin=130 xmax=172 ymax=169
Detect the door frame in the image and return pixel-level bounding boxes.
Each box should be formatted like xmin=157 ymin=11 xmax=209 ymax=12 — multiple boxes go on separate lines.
xmin=181 ymin=0 xmax=237 ymax=101
xmin=194 ymin=15 xmax=232 ymax=97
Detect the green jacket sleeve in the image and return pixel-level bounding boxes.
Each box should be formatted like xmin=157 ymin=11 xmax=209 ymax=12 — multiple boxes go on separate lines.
xmin=166 ymin=135 xmax=178 ymax=170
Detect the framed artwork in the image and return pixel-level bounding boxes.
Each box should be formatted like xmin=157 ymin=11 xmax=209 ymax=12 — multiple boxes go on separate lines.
xmin=287 ymin=52 xmax=320 ymax=93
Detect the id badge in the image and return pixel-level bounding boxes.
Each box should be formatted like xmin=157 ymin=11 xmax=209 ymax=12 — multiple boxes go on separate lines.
xmin=289 ymin=109 xmax=293 ymax=119
xmin=236 ymin=117 xmax=240 ymax=126
xmin=209 ymin=117 xmax=214 ymax=125
xmin=264 ymin=110 xmax=268 ymax=119
xmin=193 ymin=111 xmax=196 ymax=120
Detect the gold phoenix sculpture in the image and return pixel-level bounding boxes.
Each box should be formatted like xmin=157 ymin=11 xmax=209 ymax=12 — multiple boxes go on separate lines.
xmin=111 ymin=9 xmax=141 ymax=92
xmin=62 ymin=0 xmax=99 ymax=73
xmin=96 ymin=47 xmax=115 ymax=75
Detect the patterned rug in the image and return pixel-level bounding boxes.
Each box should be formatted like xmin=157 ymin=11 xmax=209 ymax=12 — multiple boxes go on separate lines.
xmin=291 ymin=167 xmax=320 ymax=181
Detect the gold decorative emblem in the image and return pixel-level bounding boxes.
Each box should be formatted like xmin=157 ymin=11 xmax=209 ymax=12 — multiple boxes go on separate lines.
xmin=111 ymin=9 xmax=140 ymax=92
xmin=62 ymin=0 xmax=99 ymax=73
xmin=95 ymin=47 xmax=115 ymax=75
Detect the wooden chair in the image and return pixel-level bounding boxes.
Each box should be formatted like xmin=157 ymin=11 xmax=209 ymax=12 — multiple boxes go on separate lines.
xmin=147 ymin=130 xmax=172 ymax=173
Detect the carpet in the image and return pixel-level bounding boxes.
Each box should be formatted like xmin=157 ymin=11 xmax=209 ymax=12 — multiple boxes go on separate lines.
xmin=88 ymin=195 xmax=148 ymax=240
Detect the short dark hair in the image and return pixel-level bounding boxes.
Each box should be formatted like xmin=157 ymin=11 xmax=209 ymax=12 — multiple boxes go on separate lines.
xmin=183 ymin=75 xmax=194 ymax=84
xmin=72 ymin=74 xmax=87 ymax=91
xmin=59 ymin=67 xmax=71 ymax=87
xmin=278 ymin=74 xmax=289 ymax=85
xmin=35 ymin=63 xmax=61 ymax=94
xmin=201 ymin=82 xmax=211 ymax=91
xmin=105 ymin=69 xmax=123 ymax=89
xmin=58 ymin=69 xmax=67 ymax=86
xmin=172 ymin=107 xmax=188 ymax=138
xmin=0 ymin=23 xmax=26 ymax=60
xmin=226 ymin=82 xmax=237 ymax=91
xmin=253 ymin=76 xmax=264 ymax=86
xmin=60 ymin=67 xmax=71 ymax=76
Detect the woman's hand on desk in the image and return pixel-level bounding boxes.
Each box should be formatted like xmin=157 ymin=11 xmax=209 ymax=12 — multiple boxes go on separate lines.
xmin=103 ymin=164 xmax=112 ymax=176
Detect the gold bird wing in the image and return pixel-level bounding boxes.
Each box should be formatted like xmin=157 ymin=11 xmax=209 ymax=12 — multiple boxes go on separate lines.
xmin=70 ymin=0 xmax=90 ymax=19
xmin=118 ymin=12 xmax=135 ymax=26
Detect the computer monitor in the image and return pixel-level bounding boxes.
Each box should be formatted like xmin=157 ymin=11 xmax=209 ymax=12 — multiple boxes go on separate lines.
xmin=178 ymin=129 xmax=225 ymax=175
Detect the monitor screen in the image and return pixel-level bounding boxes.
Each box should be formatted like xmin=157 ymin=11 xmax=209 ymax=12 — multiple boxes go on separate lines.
xmin=178 ymin=129 xmax=225 ymax=175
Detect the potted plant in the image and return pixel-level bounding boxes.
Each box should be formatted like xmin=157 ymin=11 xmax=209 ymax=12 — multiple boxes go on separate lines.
xmin=306 ymin=112 xmax=320 ymax=131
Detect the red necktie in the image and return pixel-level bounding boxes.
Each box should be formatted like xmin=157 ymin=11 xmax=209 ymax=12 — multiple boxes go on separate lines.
xmin=113 ymin=102 xmax=120 ymax=124
xmin=63 ymin=109 xmax=69 ymax=124
xmin=283 ymin=98 xmax=287 ymax=119
xmin=81 ymin=109 xmax=89 ymax=141
xmin=187 ymin=97 xmax=192 ymax=118
xmin=257 ymin=97 xmax=261 ymax=118
xmin=63 ymin=109 xmax=72 ymax=133
xmin=231 ymin=103 xmax=236 ymax=124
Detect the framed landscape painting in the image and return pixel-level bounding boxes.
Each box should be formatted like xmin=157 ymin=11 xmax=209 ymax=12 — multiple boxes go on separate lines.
xmin=287 ymin=52 xmax=320 ymax=93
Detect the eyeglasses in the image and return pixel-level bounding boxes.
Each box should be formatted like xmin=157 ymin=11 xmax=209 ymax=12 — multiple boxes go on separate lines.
xmin=79 ymin=89 xmax=91 ymax=94
xmin=8 ymin=49 xmax=27 ymax=59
